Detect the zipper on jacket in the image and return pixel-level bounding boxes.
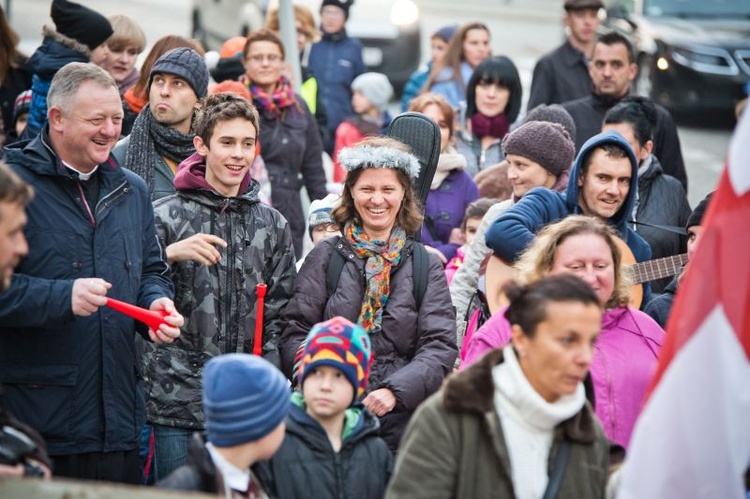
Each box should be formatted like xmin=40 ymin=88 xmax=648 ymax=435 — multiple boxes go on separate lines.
xmin=334 ymin=452 xmax=344 ymax=499
xmin=94 ymin=181 xmax=129 ymax=219
xmin=225 ymin=204 xmax=237 ymax=352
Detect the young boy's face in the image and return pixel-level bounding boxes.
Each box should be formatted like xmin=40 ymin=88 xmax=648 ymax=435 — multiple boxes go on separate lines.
xmin=195 ymin=117 xmax=257 ymax=198
xmin=311 ymin=223 xmax=341 ymax=246
xmin=463 ymin=217 xmax=481 ymax=245
xmin=303 ymin=365 xmax=354 ymax=421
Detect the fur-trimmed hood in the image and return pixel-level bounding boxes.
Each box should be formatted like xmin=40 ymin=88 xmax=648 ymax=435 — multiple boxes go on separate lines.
xmin=28 ymin=26 xmax=91 ymax=78
xmin=443 ymin=348 xmax=599 ymax=445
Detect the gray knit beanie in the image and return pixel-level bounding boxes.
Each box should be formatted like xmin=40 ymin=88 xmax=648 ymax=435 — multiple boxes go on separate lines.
xmin=150 ymin=47 xmax=209 ymax=98
xmin=524 ymin=103 xmax=577 ymax=144
xmin=351 ymin=72 xmax=394 ymax=112
xmin=502 ymin=121 xmax=575 ymax=177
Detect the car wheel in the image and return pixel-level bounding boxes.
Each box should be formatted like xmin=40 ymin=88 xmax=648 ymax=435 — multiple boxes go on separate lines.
xmin=636 ymin=54 xmax=654 ymax=99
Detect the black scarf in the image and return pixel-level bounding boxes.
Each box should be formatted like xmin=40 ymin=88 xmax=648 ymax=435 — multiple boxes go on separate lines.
xmin=125 ymin=106 xmax=196 ymax=194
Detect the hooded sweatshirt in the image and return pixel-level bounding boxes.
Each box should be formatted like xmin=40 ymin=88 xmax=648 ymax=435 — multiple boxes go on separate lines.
xmin=485 ymin=130 xmax=652 ymax=266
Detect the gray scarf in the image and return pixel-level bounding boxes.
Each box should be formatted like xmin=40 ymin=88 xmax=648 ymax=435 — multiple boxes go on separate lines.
xmin=125 ymin=107 xmax=196 ymax=194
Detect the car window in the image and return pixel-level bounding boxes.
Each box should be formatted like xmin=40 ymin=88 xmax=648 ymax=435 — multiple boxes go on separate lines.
xmin=644 ymin=0 xmax=750 ymax=17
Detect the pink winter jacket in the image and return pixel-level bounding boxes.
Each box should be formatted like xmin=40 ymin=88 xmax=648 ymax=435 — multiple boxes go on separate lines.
xmin=462 ymin=305 xmax=664 ymax=449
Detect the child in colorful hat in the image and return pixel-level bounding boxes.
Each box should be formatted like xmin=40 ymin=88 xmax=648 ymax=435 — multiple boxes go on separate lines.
xmin=256 ymin=317 xmax=392 ymax=499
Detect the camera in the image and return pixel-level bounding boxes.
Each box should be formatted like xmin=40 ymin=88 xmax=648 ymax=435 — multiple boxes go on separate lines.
xmin=0 ymin=425 xmax=46 ymax=477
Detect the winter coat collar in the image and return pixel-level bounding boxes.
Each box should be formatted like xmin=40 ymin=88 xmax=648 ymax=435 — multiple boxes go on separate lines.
xmin=5 ymin=128 xmax=122 ymax=182
xmin=443 ymin=347 xmax=599 ymax=445
xmin=637 ymin=154 xmax=664 ymax=184
xmin=321 ymin=28 xmax=349 ymax=42
xmin=28 ymin=26 xmax=91 ymax=77
xmin=564 ymin=129 xmax=640 ymax=234
xmin=287 ymin=393 xmax=381 ymax=447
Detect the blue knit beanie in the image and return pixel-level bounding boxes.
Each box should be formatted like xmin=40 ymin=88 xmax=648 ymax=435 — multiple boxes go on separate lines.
xmin=203 ymin=354 xmax=290 ymax=447
xmin=150 ymin=47 xmax=209 ymax=98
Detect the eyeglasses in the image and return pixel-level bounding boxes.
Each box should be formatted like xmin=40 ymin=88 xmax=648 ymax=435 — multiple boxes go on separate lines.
xmin=247 ymin=54 xmax=282 ymax=64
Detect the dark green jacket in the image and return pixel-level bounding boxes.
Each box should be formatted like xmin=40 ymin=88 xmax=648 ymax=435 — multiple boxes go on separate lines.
xmin=147 ymin=168 xmax=296 ymax=429
xmin=386 ymin=348 xmax=610 ymax=499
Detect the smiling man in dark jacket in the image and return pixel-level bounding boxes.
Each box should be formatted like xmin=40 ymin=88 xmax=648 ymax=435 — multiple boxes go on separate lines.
xmin=0 ymin=62 xmax=183 ymax=484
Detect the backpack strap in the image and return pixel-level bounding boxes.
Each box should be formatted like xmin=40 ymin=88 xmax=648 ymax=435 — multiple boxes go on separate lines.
xmin=326 ymin=237 xmax=346 ymax=299
xmin=411 ymin=241 xmax=429 ymax=310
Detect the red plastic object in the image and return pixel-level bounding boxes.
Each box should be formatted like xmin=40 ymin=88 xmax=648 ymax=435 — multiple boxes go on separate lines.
xmin=106 ymin=298 xmax=169 ymax=331
xmin=253 ymin=284 xmax=267 ymax=356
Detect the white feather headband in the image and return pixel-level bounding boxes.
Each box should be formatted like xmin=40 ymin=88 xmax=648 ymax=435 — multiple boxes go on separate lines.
xmin=337 ymin=145 xmax=421 ymax=178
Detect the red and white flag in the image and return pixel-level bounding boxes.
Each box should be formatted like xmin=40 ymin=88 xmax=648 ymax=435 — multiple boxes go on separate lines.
xmin=618 ymin=109 xmax=750 ymax=498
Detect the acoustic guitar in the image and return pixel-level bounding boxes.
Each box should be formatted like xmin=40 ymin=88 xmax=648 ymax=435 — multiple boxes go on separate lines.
xmin=483 ymin=241 xmax=688 ymax=314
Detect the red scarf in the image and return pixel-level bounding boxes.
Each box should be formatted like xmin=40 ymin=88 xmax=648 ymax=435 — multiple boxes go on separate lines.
xmin=245 ymin=75 xmax=298 ymax=118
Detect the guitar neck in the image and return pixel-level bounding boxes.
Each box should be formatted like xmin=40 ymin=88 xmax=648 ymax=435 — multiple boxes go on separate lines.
xmin=624 ymin=253 xmax=689 ymax=284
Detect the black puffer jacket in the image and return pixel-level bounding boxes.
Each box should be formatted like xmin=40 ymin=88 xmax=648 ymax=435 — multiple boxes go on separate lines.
xmin=631 ymin=156 xmax=691 ymax=293
xmin=279 ymin=237 xmax=457 ymax=451
xmin=256 ymin=395 xmax=392 ymax=499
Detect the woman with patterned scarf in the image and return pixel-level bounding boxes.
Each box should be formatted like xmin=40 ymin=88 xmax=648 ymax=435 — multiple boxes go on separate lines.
xmin=279 ymin=137 xmax=458 ymax=452
xmin=241 ymin=29 xmax=328 ymax=259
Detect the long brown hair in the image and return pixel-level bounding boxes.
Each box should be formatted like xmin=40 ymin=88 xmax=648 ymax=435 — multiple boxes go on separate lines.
xmin=0 ymin=6 xmax=22 ymax=83
xmin=514 ymin=215 xmax=631 ymax=309
xmin=423 ymin=22 xmax=490 ymax=93
xmin=332 ymin=137 xmax=424 ymax=236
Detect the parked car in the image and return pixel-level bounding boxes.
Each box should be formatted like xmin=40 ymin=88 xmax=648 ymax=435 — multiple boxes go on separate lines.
xmin=603 ymin=0 xmax=750 ymax=115
xmin=190 ymin=0 xmax=421 ymax=91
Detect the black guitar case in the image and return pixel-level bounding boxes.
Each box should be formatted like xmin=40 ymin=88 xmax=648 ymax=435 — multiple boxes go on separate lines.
xmin=386 ymin=112 xmax=441 ymax=242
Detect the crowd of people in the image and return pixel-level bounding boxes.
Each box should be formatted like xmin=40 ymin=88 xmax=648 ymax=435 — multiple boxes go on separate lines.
xmin=0 ymin=0 xmax=744 ymax=497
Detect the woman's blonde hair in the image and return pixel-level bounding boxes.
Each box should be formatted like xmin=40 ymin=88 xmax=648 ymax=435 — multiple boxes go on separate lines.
xmin=265 ymin=5 xmax=319 ymax=43
xmin=332 ymin=137 xmax=424 ymax=236
xmin=514 ymin=215 xmax=631 ymax=308
xmin=408 ymin=92 xmax=455 ymax=140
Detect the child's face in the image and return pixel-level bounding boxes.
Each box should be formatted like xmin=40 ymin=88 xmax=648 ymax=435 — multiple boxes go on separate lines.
xmin=311 ymin=223 xmax=341 ymax=246
xmin=351 ymin=90 xmax=374 ymax=115
xmin=303 ymin=365 xmax=354 ymax=421
xmin=195 ymin=117 xmax=257 ymax=198
xmin=15 ymin=113 xmax=28 ymax=138
xmin=464 ymin=217 xmax=481 ymax=245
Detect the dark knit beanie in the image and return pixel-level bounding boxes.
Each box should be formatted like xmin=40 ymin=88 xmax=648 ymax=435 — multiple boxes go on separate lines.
xmin=203 ymin=354 xmax=290 ymax=447
xmin=502 ymin=121 xmax=575 ymax=177
xmin=686 ymin=192 xmax=713 ymax=229
xmin=150 ymin=47 xmax=209 ymax=98
xmin=51 ymin=0 xmax=113 ymax=51
xmin=297 ymin=317 xmax=373 ymax=406
xmin=524 ymin=103 xmax=577 ymax=144
xmin=321 ymin=0 xmax=354 ymax=18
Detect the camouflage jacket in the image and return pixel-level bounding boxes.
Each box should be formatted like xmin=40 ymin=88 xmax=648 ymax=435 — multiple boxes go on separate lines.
xmin=147 ymin=179 xmax=296 ymax=429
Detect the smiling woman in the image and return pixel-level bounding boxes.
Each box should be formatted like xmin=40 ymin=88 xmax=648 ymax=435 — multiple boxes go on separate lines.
xmin=280 ymin=137 xmax=458 ymax=452
xmin=463 ymin=215 xmax=665 ymax=450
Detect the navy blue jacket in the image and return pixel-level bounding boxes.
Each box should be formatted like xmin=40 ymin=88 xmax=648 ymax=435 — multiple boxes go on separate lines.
xmin=256 ymin=397 xmax=392 ymax=499
xmin=0 ymin=131 xmax=173 ymax=456
xmin=485 ymin=131 xmax=652 ymax=279
xmin=308 ymin=30 xmax=366 ymax=145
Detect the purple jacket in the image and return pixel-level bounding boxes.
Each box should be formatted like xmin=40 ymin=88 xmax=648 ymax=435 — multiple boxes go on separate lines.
xmin=421 ymin=169 xmax=479 ymax=261
xmin=462 ymin=305 xmax=664 ymax=448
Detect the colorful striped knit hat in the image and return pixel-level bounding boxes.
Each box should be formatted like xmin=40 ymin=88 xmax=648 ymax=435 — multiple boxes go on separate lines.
xmin=297 ymin=316 xmax=373 ymax=405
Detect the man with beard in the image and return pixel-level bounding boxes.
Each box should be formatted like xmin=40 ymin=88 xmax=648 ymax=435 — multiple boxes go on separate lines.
xmin=562 ymin=32 xmax=687 ymax=192
xmin=0 ymin=62 xmax=183 ymax=484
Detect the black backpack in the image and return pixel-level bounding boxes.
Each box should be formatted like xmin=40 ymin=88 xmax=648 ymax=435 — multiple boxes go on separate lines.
xmin=325 ymin=238 xmax=430 ymax=310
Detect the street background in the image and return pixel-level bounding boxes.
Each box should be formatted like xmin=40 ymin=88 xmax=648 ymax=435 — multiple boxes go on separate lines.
xmin=9 ymin=0 xmax=728 ymax=207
